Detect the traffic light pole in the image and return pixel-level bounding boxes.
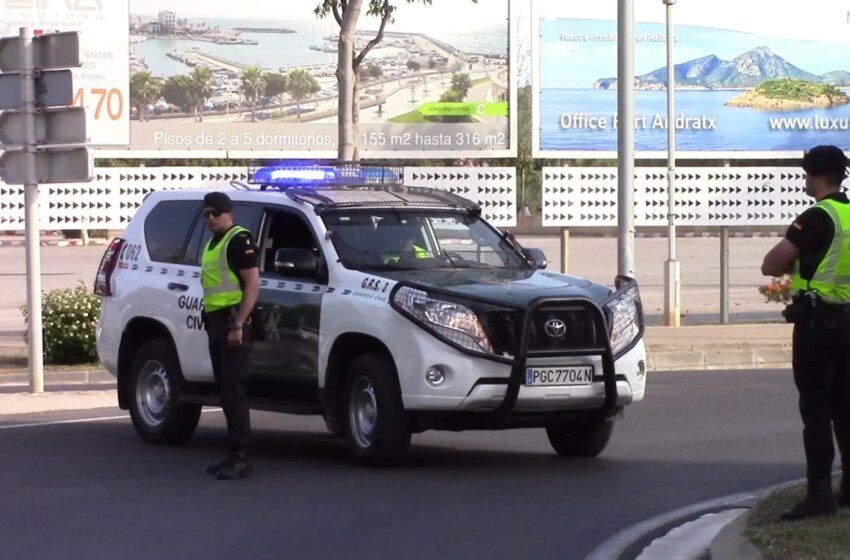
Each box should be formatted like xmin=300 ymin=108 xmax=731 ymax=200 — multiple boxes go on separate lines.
xmin=20 ymin=27 xmax=44 ymax=393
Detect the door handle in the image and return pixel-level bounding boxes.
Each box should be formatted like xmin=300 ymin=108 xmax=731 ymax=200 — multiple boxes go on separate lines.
xmin=167 ymin=282 xmax=189 ymax=292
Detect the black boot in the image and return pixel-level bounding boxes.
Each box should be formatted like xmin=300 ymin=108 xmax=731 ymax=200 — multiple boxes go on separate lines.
xmin=839 ymin=470 xmax=850 ymax=507
xmin=215 ymin=449 xmax=252 ymax=481
xmin=780 ymin=481 xmax=838 ymax=521
xmin=206 ymin=457 xmax=233 ymax=476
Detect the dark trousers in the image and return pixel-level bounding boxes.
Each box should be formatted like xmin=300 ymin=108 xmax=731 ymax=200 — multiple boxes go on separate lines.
xmin=792 ymin=305 xmax=850 ymax=493
xmin=206 ymin=308 xmax=253 ymax=452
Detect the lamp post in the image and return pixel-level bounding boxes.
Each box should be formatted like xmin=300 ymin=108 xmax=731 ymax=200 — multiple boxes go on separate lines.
xmin=617 ymin=0 xmax=635 ymax=277
xmin=663 ymin=0 xmax=681 ymax=327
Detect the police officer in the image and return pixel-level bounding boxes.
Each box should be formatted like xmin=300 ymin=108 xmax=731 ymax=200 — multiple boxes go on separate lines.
xmin=200 ymin=192 xmax=260 ymax=480
xmin=761 ymin=145 xmax=850 ymax=520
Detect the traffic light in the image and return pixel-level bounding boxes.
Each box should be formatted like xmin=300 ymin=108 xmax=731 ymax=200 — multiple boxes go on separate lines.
xmin=0 ymin=30 xmax=91 ymax=184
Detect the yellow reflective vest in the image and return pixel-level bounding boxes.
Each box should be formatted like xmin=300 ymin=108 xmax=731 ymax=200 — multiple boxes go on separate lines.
xmin=790 ymin=198 xmax=850 ymax=304
xmin=201 ymin=226 xmax=248 ymax=312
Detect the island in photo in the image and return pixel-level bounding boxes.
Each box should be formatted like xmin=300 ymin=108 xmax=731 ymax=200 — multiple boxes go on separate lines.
xmin=593 ymin=46 xmax=850 ymax=110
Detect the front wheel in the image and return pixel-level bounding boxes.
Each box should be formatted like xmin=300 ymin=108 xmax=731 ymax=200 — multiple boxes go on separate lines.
xmin=344 ymin=353 xmax=411 ymax=466
xmin=546 ymin=419 xmax=615 ymax=458
xmin=127 ymin=338 xmax=201 ymax=445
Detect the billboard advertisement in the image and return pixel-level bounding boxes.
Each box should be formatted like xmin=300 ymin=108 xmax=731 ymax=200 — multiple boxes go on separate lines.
xmin=532 ymin=0 xmax=850 ymax=158
xmin=97 ymin=0 xmax=516 ymax=159
xmin=0 ymin=0 xmax=130 ymax=146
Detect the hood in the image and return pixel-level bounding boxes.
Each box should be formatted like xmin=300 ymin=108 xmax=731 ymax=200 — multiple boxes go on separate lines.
xmin=376 ymin=268 xmax=612 ymax=307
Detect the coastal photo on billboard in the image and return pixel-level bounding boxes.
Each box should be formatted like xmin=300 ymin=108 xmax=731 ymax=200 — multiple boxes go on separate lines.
xmin=119 ymin=0 xmax=514 ymax=158
xmin=532 ymin=0 xmax=850 ymax=157
xmin=0 ymin=0 xmax=130 ymax=146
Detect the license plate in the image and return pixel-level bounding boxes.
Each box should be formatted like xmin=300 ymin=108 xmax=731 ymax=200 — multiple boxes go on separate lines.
xmin=525 ymin=366 xmax=594 ymax=386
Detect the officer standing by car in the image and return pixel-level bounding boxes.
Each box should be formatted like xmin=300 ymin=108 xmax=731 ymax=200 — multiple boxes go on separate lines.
xmin=201 ymin=192 xmax=261 ymax=480
xmin=761 ymin=145 xmax=850 ymax=521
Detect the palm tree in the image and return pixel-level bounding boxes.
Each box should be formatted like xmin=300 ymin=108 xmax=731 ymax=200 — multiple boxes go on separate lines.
xmin=129 ymin=71 xmax=162 ymax=121
xmin=240 ymin=67 xmax=266 ymax=122
xmin=189 ymin=67 xmax=215 ymax=122
xmin=451 ymin=73 xmax=473 ymax=99
xmin=263 ymin=73 xmax=288 ymax=109
xmin=287 ymin=69 xmax=320 ymax=122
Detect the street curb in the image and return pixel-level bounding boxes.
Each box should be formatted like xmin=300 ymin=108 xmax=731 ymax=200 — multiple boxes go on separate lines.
xmin=710 ymin=509 xmax=764 ymax=560
xmin=0 ymin=238 xmax=108 ymax=247
xmin=647 ymin=344 xmax=792 ymax=372
xmin=0 ymin=369 xmax=114 ymax=387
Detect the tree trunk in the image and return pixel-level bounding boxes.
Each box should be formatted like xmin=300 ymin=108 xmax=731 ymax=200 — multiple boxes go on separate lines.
xmin=336 ymin=0 xmax=362 ymax=163
xmin=352 ymin=64 xmax=361 ymax=161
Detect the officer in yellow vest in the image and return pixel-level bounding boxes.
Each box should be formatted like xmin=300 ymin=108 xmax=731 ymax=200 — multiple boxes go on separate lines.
xmin=762 ymin=145 xmax=850 ymax=520
xmin=200 ymin=192 xmax=260 ymax=480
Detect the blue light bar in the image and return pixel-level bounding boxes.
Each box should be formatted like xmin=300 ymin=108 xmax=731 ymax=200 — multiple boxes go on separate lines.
xmin=250 ymin=164 xmax=403 ymax=189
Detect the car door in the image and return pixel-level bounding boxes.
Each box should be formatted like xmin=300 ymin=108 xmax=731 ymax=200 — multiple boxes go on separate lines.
xmin=177 ymin=202 xmax=263 ymax=382
xmin=248 ymin=206 xmax=326 ymax=401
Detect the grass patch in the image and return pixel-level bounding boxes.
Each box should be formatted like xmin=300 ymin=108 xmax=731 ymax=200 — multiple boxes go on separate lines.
xmin=745 ymin=481 xmax=850 ymax=560
xmin=389 ymin=110 xmax=431 ymax=123
xmin=0 ymin=358 xmax=103 ymax=374
xmin=471 ymin=76 xmax=491 ymax=87
xmin=388 ymin=110 xmax=476 ymax=124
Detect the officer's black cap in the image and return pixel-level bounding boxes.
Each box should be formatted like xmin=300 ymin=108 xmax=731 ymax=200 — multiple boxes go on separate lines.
xmin=802 ymin=145 xmax=849 ymax=178
xmin=203 ymin=192 xmax=233 ymax=213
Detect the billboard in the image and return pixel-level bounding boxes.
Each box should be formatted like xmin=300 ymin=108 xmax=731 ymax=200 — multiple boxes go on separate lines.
xmin=97 ymin=0 xmax=516 ymax=159
xmin=532 ymin=0 xmax=850 ymax=158
xmin=0 ymin=0 xmax=130 ymax=146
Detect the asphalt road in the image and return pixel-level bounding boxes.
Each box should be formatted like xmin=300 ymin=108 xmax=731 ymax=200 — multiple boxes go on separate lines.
xmin=0 ymin=369 xmax=807 ymax=560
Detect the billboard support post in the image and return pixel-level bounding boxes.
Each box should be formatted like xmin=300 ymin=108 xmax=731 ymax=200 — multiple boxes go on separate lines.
xmin=617 ymin=0 xmax=636 ymax=277
xmin=663 ymin=0 xmax=681 ymax=327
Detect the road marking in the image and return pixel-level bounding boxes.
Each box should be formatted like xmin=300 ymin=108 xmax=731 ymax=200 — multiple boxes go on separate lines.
xmin=0 ymin=414 xmax=129 ymax=431
xmin=0 ymin=408 xmax=222 ymax=431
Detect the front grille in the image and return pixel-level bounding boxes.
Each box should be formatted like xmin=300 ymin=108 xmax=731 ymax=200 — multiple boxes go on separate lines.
xmin=480 ymin=310 xmax=521 ymax=355
xmin=526 ymin=306 xmax=601 ymax=354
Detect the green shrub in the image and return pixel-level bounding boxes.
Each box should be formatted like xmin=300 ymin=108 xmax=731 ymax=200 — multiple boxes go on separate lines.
xmin=758 ymin=275 xmax=792 ymax=304
xmin=61 ymin=229 xmax=110 ymax=240
xmin=21 ymin=282 xmax=101 ymax=364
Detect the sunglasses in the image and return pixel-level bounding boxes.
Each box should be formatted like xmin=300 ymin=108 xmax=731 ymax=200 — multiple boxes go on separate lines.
xmin=203 ymin=209 xmax=223 ymax=219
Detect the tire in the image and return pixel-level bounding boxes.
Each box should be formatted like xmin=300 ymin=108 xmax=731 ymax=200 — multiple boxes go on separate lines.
xmin=545 ymin=419 xmax=615 ymax=458
xmin=344 ymin=353 xmax=411 ymax=466
xmin=127 ymin=338 xmax=202 ymax=445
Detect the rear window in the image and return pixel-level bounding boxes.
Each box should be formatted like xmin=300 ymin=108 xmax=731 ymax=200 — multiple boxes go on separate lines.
xmin=144 ymin=200 xmax=200 ymax=264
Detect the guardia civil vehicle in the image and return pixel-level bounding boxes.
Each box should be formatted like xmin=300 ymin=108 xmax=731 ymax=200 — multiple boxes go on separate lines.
xmin=95 ymin=164 xmax=647 ymax=465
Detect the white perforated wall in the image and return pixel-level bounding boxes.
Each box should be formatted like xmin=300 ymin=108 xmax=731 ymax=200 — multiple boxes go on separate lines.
xmin=542 ymin=167 xmax=810 ymax=227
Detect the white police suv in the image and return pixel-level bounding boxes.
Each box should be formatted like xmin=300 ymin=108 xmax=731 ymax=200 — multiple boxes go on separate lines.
xmin=95 ymin=165 xmax=647 ymax=465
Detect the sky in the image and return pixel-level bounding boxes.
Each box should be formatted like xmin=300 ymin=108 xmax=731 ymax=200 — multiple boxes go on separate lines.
xmin=130 ymin=0 xmax=509 ymax=34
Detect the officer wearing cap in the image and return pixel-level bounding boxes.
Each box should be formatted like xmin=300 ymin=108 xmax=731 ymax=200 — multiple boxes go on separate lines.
xmin=200 ymin=192 xmax=260 ymax=480
xmin=762 ymin=145 xmax=850 ymax=520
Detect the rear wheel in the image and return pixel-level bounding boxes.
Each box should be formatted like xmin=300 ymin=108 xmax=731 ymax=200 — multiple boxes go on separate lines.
xmin=344 ymin=353 xmax=411 ymax=466
xmin=545 ymin=419 xmax=615 ymax=458
xmin=127 ymin=338 xmax=201 ymax=445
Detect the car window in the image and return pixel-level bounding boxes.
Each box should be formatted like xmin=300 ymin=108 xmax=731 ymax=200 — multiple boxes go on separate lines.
xmin=181 ymin=203 xmax=263 ymax=266
xmin=144 ymin=200 xmax=201 ymax=264
xmin=260 ymin=210 xmax=322 ymax=277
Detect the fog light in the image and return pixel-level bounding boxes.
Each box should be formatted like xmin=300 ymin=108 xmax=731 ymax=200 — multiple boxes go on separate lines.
xmin=637 ymin=359 xmax=646 ymax=379
xmin=425 ymin=366 xmax=446 ymax=387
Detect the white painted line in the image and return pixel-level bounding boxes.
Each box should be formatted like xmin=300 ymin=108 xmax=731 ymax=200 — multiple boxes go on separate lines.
xmin=0 ymin=408 xmax=222 ymax=431
xmin=0 ymin=414 xmax=129 ymax=431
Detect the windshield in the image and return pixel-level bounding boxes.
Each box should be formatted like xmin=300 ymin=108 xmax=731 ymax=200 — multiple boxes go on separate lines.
xmin=322 ymin=211 xmax=530 ymax=271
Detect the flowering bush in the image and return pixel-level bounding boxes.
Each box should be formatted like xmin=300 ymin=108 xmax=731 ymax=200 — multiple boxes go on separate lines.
xmin=21 ymin=282 xmax=101 ymax=364
xmin=758 ymin=275 xmax=792 ymax=304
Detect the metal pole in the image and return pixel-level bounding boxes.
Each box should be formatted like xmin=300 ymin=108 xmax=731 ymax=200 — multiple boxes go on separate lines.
xmin=20 ymin=27 xmax=44 ymax=393
xmin=720 ymin=226 xmax=730 ymax=324
xmin=662 ymin=0 xmax=681 ymax=327
xmin=617 ymin=0 xmax=635 ymax=277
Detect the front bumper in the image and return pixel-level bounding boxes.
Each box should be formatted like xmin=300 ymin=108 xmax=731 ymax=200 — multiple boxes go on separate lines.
xmin=392 ymin=276 xmax=647 ymax=418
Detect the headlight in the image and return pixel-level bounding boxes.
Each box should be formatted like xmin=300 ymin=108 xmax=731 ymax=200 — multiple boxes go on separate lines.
xmin=392 ymin=286 xmax=494 ymax=354
xmin=604 ymin=280 xmax=644 ymax=357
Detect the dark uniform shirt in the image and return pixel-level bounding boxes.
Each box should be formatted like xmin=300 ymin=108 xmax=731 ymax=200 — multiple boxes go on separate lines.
xmin=785 ymin=192 xmax=849 ymax=280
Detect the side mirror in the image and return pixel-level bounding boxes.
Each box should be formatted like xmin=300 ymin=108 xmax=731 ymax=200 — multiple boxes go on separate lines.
xmin=274 ymin=248 xmax=318 ymax=276
xmin=525 ymin=247 xmax=548 ymax=270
